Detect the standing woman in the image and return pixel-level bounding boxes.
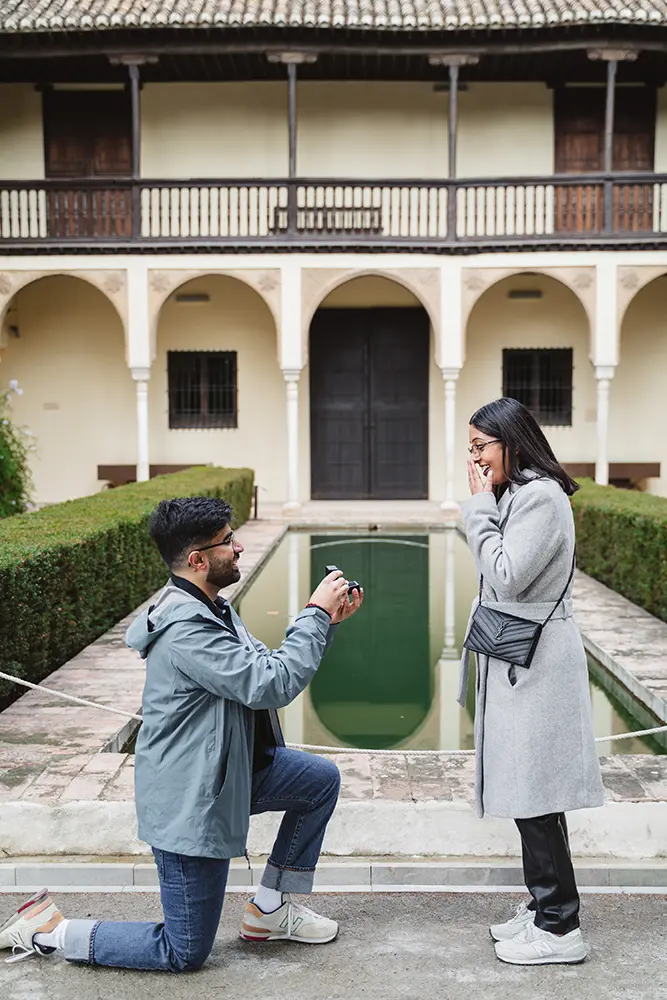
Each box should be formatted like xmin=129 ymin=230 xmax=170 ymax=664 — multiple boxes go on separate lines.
xmin=458 ymin=397 xmax=604 ymax=966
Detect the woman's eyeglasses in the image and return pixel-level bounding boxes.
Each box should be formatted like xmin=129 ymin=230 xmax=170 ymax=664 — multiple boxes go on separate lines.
xmin=468 ymin=439 xmax=501 ymax=458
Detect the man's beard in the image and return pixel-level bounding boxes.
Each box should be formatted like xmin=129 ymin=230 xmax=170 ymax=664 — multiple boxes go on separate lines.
xmin=206 ymin=556 xmax=240 ymax=590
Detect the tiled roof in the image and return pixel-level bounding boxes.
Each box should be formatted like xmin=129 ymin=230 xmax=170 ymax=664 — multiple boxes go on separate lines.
xmin=1 ymin=0 xmax=667 ymax=33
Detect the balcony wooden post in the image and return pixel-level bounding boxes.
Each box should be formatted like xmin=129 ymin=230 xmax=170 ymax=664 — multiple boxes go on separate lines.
xmin=267 ymin=52 xmax=316 ymax=235
xmin=430 ymin=54 xmax=478 ymax=241
xmin=447 ymin=64 xmax=459 ymax=240
xmin=588 ymin=48 xmax=637 ymax=233
xmin=287 ymin=61 xmax=298 ymax=234
xmin=130 ymin=64 xmax=141 ymax=239
xmin=603 ymin=59 xmax=617 ymax=232
xmin=115 ymin=59 xmax=144 ymax=239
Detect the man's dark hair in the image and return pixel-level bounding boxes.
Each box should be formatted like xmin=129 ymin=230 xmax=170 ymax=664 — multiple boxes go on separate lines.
xmin=470 ymin=397 xmax=579 ymax=498
xmin=148 ymin=496 xmax=233 ymax=569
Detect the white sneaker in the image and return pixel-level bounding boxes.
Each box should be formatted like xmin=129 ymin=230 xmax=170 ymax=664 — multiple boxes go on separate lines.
xmin=495 ymin=921 xmax=587 ymax=966
xmin=240 ymin=894 xmax=338 ymax=944
xmin=490 ymin=901 xmax=535 ymax=942
xmin=0 ymin=889 xmax=64 ymax=964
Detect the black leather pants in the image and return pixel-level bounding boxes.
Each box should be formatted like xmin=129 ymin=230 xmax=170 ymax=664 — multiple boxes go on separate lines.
xmin=515 ymin=812 xmax=580 ymax=935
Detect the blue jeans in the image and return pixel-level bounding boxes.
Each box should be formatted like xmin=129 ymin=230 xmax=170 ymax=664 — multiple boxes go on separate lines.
xmin=63 ymin=749 xmax=340 ymax=972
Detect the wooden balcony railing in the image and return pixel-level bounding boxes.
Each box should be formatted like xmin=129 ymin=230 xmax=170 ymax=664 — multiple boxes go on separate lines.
xmin=1 ymin=174 xmax=666 ymax=249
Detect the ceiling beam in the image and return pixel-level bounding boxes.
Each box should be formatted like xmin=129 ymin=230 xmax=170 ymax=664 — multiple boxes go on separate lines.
xmin=0 ymin=37 xmax=660 ymax=62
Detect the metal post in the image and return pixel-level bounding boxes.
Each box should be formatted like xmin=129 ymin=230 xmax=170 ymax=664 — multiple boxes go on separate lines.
xmin=603 ymin=58 xmax=617 ymax=232
xmin=448 ymin=63 xmax=459 ymax=180
xmin=447 ymin=63 xmax=459 ymax=241
xmin=129 ymin=62 xmax=141 ymax=238
xmin=287 ymin=61 xmax=298 ymax=233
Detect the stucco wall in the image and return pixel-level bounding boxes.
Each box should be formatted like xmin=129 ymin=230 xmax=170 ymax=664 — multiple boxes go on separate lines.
xmin=457 ymin=83 xmax=553 ymax=178
xmin=457 ymin=273 xmax=597 ymax=500
xmin=152 ymin=275 xmax=286 ymax=503
xmin=1 ymin=276 xmax=131 ymax=502
xmin=0 ymin=85 xmax=45 ymax=180
xmin=616 ymin=276 xmax=667 ymax=495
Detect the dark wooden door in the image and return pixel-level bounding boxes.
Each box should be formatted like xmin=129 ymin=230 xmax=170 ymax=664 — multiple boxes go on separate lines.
xmin=44 ymin=90 xmax=133 ymax=238
xmin=554 ymin=87 xmax=656 ymax=233
xmin=310 ymin=307 xmax=429 ymax=500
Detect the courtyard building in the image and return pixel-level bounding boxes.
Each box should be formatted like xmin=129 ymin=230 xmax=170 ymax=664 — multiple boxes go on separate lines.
xmin=0 ymin=2 xmax=667 ymax=507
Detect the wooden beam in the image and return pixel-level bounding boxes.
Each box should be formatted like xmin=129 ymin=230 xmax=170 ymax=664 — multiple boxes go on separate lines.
xmin=0 ymin=38 xmax=654 ymax=61
xmin=448 ymin=64 xmax=459 ymax=180
xmin=128 ymin=62 xmax=141 ymax=179
xmin=604 ymin=57 xmax=617 ymax=174
xmin=288 ymin=61 xmax=297 ymax=179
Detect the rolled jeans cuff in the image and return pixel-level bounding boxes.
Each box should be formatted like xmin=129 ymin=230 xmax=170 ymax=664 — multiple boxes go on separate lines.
xmin=63 ymin=919 xmax=99 ymax=964
xmin=261 ymin=859 xmax=315 ymax=894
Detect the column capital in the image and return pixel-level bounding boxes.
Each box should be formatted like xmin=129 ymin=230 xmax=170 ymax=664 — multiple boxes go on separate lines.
xmin=440 ymin=367 xmax=461 ymax=382
xmin=282 ymin=368 xmax=302 ymax=383
xmin=595 ymin=365 xmax=616 ymax=382
xmin=267 ymin=51 xmax=318 ymax=65
xmin=428 ymin=53 xmax=480 ymax=68
xmin=131 ymin=366 xmax=151 ymax=382
xmin=587 ymin=48 xmax=639 ymax=62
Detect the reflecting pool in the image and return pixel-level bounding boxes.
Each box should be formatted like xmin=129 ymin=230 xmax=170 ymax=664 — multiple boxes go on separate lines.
xmin=235 ymin=530 xmax=665 ymax=755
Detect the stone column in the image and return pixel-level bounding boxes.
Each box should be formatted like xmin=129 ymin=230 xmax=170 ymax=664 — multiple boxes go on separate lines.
xmin=595 ymin=365 xmax=615 ymax=486
xmin=131 ymin=367 xmax=151 ymax=482
xmin=282 ymin=530 xmax=305 ymax=743
xmin=440 ymin=367 xmax=461 ymax=511
xmin=443 ymin=527 xmax=457 ymax=658
xmin=283 ymin=368 xmax=301 ymax=514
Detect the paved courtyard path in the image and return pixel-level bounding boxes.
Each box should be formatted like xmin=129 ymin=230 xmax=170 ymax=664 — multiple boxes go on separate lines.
xmin=0 ymin=891 xmax=665 ymax=1000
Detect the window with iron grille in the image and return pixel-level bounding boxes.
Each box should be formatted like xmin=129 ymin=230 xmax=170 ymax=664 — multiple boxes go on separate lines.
xmin=168 ymin=351 xmax=238 ymax=429
xmin=502 ymin=348 xmax=573 ymax=426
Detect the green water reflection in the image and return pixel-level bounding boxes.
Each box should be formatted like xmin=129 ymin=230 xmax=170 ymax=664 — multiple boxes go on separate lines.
xmin=235 ymin=530 xmax=665 ymax=755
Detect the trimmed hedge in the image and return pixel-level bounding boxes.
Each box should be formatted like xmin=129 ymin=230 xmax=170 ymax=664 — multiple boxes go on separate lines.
xmin=572 ymin=479 xmax=667 ymax=623
xmin=0 ymin=466 xmax=254 ymax=708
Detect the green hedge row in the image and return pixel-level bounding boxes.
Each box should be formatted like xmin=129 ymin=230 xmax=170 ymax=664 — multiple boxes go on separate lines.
xmin=572 ymin=479 xmax=667 ymax=623
xmin=0 ymin=466 xmax=254 ymax=708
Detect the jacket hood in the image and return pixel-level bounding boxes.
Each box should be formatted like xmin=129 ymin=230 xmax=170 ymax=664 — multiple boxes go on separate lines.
xmin=126 ymin=583 xmax=224 ymax=658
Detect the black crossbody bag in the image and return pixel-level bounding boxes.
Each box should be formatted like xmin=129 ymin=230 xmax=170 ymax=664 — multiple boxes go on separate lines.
xmin=463 ymin=550 xmax=576 ymax=669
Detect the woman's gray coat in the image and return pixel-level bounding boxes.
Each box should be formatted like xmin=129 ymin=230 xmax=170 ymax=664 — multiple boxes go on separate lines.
xmin=459 ymin=471 xmax=605 ymax=820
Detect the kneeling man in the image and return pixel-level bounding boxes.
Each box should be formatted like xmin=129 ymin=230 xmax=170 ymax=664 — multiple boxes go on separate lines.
xmin=0 ymin=496 xmax=362 ymax=970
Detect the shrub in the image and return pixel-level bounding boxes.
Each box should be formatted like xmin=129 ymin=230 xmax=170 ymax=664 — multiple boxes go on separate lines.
xmin=0 ymin=466 xmax=254 ymax=708
xmin=0 ymin=380 xmax=33 ymax=517
xmin=572 ymin=479 xmax=667 ymax=623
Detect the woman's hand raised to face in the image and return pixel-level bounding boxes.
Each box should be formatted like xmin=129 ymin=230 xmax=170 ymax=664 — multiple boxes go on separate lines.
xmin=467 ymin=459 xmax=494 ymax=496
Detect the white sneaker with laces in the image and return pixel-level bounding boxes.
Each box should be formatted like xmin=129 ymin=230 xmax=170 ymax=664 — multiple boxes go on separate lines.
xmin=0 ymin=890 xmax=64 ymax=964
xmin=489 ymin=901 xmax=535 ymax=942
xmin=240 ymin=894 xmax=338 ymax=944
xmin=494 ymin=921 xmax=587 ymax=966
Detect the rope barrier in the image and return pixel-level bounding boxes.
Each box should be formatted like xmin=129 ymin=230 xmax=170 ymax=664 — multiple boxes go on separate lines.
xmin=2 ymin=669 xmax=666 ymax=750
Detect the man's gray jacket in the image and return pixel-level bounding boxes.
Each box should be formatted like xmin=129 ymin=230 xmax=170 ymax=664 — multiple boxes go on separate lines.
xmin=126 ymin=582 xmax=334 ymax=859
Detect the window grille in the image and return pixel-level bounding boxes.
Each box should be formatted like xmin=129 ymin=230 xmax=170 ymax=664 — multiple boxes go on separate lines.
xmin=168 ymin=351 xmax=238 ymax=429
xmin=502 ymin=348 xmax=573 ymax=426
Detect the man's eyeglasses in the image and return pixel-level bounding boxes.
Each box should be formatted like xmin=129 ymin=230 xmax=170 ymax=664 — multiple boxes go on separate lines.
xmin=194 ymin=531 xmax=236 ymax=554
xmin=468 ymin=439 xmax=501 ymax=458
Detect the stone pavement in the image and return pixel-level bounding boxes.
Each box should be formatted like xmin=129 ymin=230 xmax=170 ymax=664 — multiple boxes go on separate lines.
xmin=2 ymin=508 xmax=667 ymax=859
xmin=0 ymin=516 xmax=287 ymax=800
xmin=575 ymin=569 xmax=667 ymax=725
xmin=0 ymin=892 xmax=665 ymax=1000
xmin=263 ymin=498 xmax=459 ymax=527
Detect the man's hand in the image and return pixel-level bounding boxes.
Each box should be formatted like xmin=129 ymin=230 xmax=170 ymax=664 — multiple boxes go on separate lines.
xmin=330 ymin=587 xmax=364 ymax=624
xmin=308 ymin=570 xmax=350 ymax=616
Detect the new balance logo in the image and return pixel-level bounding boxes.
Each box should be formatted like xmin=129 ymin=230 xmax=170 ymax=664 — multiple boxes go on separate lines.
xmin=280 ymin=914 xmax=304 ymax=935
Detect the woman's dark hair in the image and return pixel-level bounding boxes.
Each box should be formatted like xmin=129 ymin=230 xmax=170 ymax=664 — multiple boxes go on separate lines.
xmin=470 ymin=397 xmax=579 ymax=497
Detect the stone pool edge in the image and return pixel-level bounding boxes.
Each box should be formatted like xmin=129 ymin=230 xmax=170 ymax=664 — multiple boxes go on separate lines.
xmin=2 ymin=516 xmax=667 ymax=859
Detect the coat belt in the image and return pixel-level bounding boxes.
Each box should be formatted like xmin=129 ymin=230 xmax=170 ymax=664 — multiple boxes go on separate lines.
xmin=456 ymin=597 xmax=574 ymax=709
